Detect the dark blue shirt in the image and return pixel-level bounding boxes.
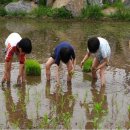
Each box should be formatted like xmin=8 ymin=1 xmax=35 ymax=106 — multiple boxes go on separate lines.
xmin=54 ymin=41 xmax=75 ymax=65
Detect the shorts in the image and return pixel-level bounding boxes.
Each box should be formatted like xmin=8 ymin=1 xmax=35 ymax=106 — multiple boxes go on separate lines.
xmin=96 ymin=54 xmax=110 ymax=64
xmin=50 ymin=51 xmax=55 ymax=60
xmin=96 ymin=54 xmax=103 ymax=63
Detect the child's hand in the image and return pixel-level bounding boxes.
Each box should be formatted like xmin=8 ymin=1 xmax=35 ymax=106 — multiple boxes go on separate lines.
xmin=80 ymin=60 xmax=85 ymax=68
xmin=92 ymin=67 xmax=98 ymax=72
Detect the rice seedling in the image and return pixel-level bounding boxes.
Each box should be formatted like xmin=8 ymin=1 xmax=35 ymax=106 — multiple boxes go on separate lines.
xmin=40 ymin=113 xmax=50 ymax=128
xmin=83 ymin=89 xmax=88 ymax=103
xmin=61 ymin=112 xmax=71 ymax=129
xmin=25 ymin=59 xmax=41 ymax=76
xmin=83 ymin=58 xmax=93 ymax=72
xmin=94 ymin=102 xmax=103 ymax=115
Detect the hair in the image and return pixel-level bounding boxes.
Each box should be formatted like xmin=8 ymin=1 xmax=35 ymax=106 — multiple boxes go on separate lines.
xmin=60 ymin=47 xmax=71 ymax=63
xmin=87 ymin=37 xmax=100 ymax=53
xmin=17 ymin=38 xmax=32 ymax=54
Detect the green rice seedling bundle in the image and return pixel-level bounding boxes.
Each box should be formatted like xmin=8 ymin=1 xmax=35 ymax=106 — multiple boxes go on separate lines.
xmin=25 ymin=59 xmax=41 ymax=76
xmin=83 ymin=58 xmax=93 ymax=72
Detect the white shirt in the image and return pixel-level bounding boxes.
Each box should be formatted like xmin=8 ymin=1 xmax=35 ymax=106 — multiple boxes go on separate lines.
xmin=95 ymin=37 xmax=111 ymax=61
xmin=5 ymin=32 xmax=22 ymax=47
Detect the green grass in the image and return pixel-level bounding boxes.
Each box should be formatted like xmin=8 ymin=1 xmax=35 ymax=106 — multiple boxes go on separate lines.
xmin=109 ymin=8 xmax=130 ymax=21
xmin=83 ymin=58 xmax=93 ymax=72
xmin=1 ymin=0 xmax=130 ymax=21
xmin=52 ymin=7 xmax=73 ymax=19
xmin=25 ymin=59 xmax=41 ymax=76
xmin=0 ymin=0 xmax=13 ymax=4
xmin=31 ymin=6 xmax=54 ymax=17
xmin=0 ymin=6 xmax=7 ymax=16
xmin=31 ymin=6 xmax=72 ymax=18
xmin=38 ymin=0 xmax=46 ymax=6
xmin=81 ymin=5 xmax=103 ymax=19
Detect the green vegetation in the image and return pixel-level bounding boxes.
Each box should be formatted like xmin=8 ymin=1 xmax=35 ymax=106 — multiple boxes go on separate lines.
xmin=53 ymin=7 xmax=73 ymax=18
xmin=81 ymin=5 xmax=103 ymax=19
xmin=39 ymin=0 xmax=46 ymax=6
xmin=37 ymin=86 xmax=76 ymax=129
xmin=0 ymin=0 xmax=130 ymax=21
xmin=0 ymin=6 xmax=7 ymax=16
xmin=25 ymin=59 xmax=41 ymax=76
xmin=109 ymin=8 xmax=130 ymax=21
xmin=83 ymin=58 xmax=93 ymax=72
xmin=111 ymin=0 xmax=123 ymax=8
xmin=39 ymin=112 xmax=71 ymax=129
xmin=94 ymin=102 xmax=103 ymax=115
xmin=31 ymin=6 xmax=72 ymax=18
xmin=31 ymin=6 xmax=54 ymax=17
xmin=0 ymin=0 xmax=13 ymax=4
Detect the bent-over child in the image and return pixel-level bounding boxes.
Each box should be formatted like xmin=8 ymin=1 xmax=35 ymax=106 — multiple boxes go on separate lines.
xmin=80 ymin=37 xmax=111 ymax=86
xmin=46 ymin=41 xmax=76 ymax=86
xmin=2 ymin=32 xmax=32 ymax=86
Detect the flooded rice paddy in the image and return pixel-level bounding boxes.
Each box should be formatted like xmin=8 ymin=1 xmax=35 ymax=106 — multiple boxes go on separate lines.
xmin=0 ymin=18 xmax=130 ymax=129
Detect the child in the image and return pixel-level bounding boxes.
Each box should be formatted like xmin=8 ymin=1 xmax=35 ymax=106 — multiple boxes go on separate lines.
xmin=46 ymin=41 xmax=76 ymax=86
xmin=2 ymin=32 xmax=32 ymax=86
xmin=80 ymin=37 xmax=111 ymax=86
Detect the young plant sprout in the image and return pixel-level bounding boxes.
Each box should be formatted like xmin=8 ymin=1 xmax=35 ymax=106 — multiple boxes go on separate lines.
xmin=83 ymin=58 xmax=93 ymax=72
xmin=25 ymin=59 xmax=41 ymax=76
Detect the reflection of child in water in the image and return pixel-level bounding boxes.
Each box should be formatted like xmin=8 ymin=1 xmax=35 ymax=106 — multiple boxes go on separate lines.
xmin=82 ymin=84 xmax=108 ymax=129
xmin=45 ymin=81 xmax=75 ymax=127
xmin=4 ymin=85 xmax=32 ymax=129
xmin=125 ymin=109 xmax=130 ymax=129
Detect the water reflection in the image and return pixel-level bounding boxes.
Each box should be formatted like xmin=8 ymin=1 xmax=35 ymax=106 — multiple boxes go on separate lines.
xmin=26 ymin=76 xmax=41 ymax=86
xmin=0 ymin=18 xmax=129 ymax=129
xmin=125 ymin=109 xmax=130 ymax=129
xmin=4 ymin=85 xmax=32 ymax=129
xmin=45 ymin=81 xmax=75 ymax=129
xmin=83 ymin=83 xmax=108 ymax=129
xmin=6 ymin=20 xmax=36 ymax=34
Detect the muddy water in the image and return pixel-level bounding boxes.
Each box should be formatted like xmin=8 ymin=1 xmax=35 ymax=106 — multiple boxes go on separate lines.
xmin=0 ymin=18 xmax=130 ymax=129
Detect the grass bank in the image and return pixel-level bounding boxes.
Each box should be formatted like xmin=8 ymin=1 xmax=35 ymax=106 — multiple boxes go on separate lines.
xmin=0 ymin=2 xmax=130 ymax=21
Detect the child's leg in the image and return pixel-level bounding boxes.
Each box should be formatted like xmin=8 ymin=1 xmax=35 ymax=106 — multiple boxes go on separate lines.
xmin=99 ymin=66 xmax=106 ymax=87
xmin=92 ymin=57 xmax=99 ymax=79
xmin=45 ymin=57 xmax=55 ymax=81
xmin=66 ymin=60 xmax=73 ymax=82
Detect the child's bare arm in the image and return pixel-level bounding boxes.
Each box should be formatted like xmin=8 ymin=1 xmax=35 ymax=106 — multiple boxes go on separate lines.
xmin=2 ymin=62 xmax=11 ymax=82
xmin=80 ymin=52 xmax=90 ymax=68
xmin=17 ymin=64 xmax=25 ymax=84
